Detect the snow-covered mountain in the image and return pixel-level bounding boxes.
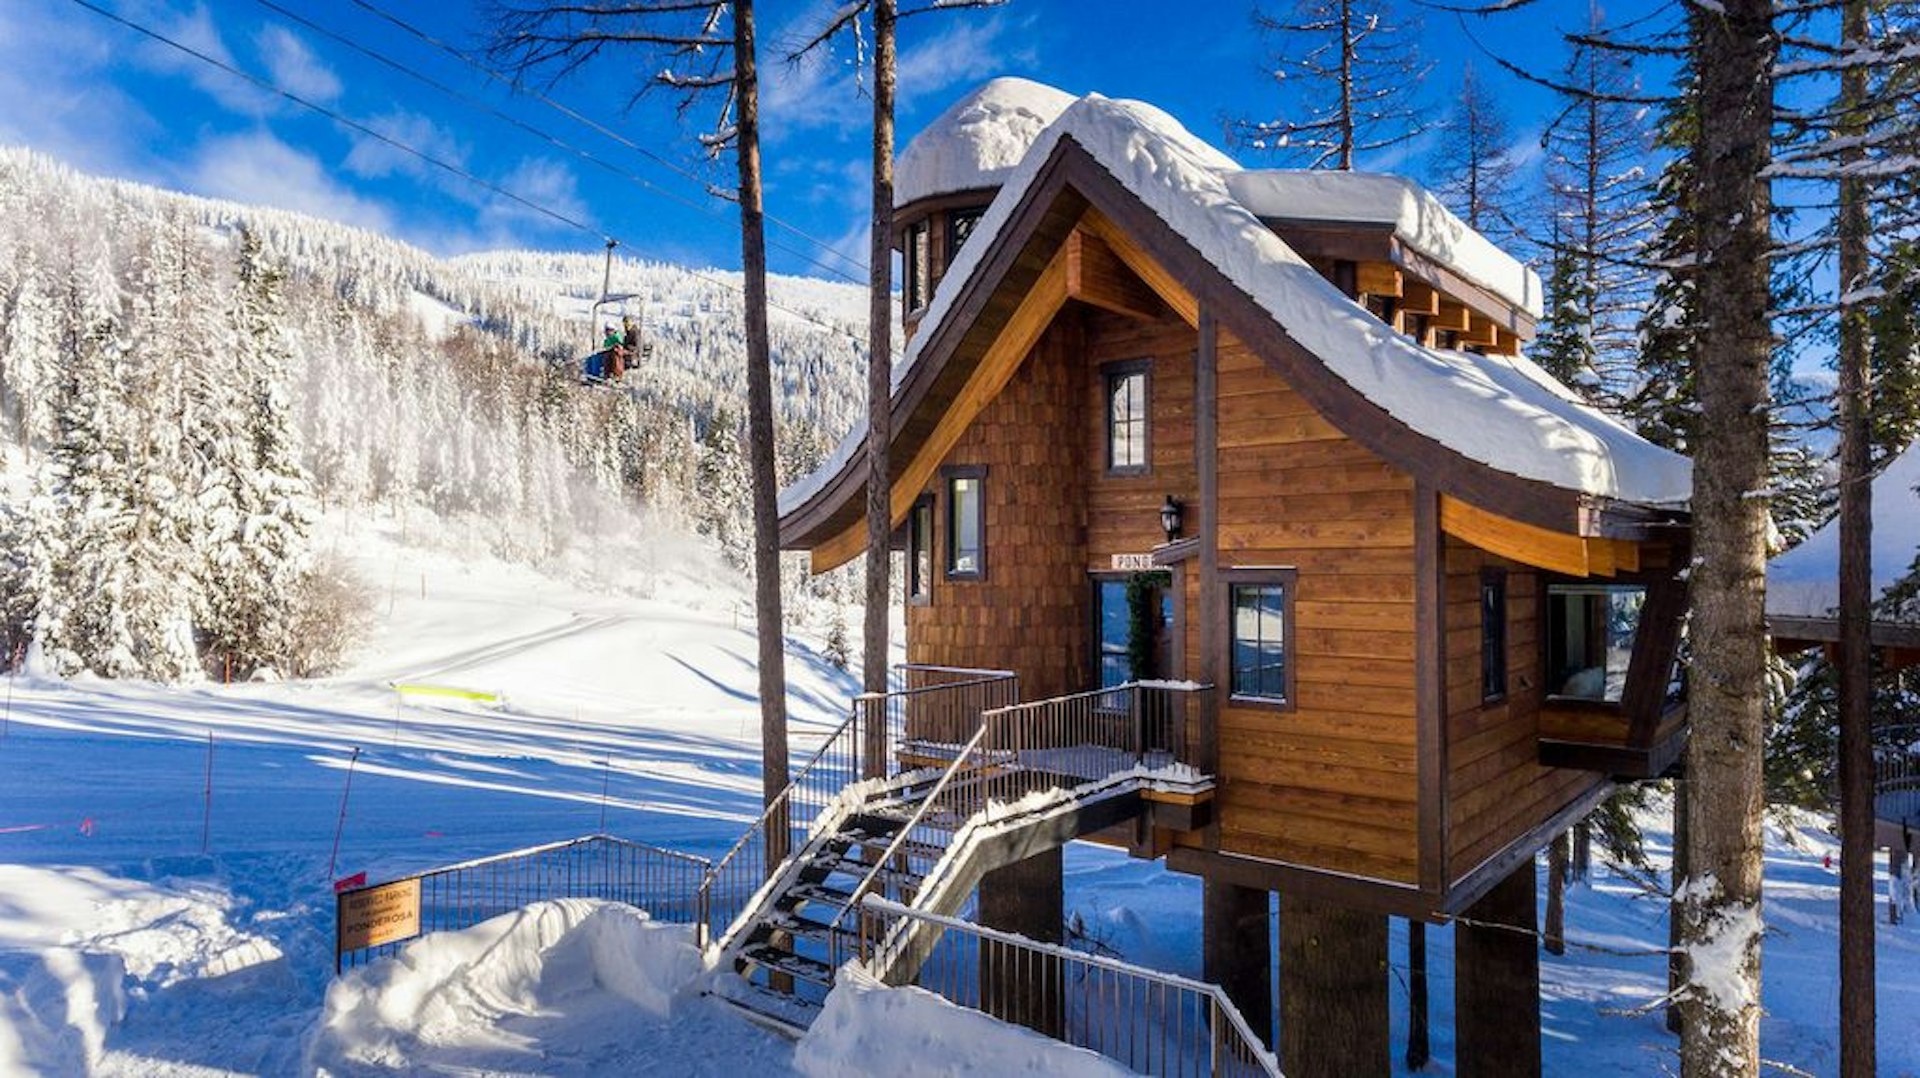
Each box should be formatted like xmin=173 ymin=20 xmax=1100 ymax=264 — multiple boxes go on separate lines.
xmin=0 ymin=146 xmax=872 ymax=681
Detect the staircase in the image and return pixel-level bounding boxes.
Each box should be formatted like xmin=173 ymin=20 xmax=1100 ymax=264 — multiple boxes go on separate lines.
xmin=698 ymin=676 xmax=1216 ymax=1029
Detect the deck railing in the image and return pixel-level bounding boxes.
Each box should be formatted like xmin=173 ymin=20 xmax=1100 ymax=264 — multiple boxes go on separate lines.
xmin=824 ymin=681 xmax=1213 ymax=967
xmin=697 ymin=666 xmax=1017 ymax=946
xmin=333 ymin=834 xmax=710 ymax=972
xmin=857 ymin=897 xmax=1278 ymax=1077
xmin=1875 ymin=724 xmax=1920 ymax=827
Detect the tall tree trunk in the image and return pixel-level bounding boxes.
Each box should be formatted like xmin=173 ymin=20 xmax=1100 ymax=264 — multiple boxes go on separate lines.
xmin=1678 ymin=1 xmax=1775 ymax=1073
xmin=1834 ymin=1 xmax=1875 ymax=1072
xmin=862 ymin=0 xmax=897 ymax=697
xmin=1572 ymin=820 xmax=1591 ymax=881
xmin=1546 ymin=833 xmax=1569 ymax=955
xmin=734 ymin=0 xmax=790 ymax=856
xmin=1669 ymin=776 xmax=1691 ymax=1035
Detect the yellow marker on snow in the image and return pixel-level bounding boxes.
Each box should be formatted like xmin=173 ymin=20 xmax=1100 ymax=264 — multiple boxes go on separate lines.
xmin=391 ymin=683 xmax=501 ymax=706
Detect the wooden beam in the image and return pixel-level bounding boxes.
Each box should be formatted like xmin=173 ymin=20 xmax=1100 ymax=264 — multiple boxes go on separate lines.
xmin=1356 ymin=261 xmax=1404 ymax=299
xmin=1463 ymin=313 xmax=1502 ymax=349
xmin=1065 ymin=229 xmax=1163 ymax=321
xmin=1081 ymin=208 xmax=1199 ymax=326
xmin=1441 ymin=496 xmax=1589 ymax=576
xmin=1434 ymin=299 xmax=1473 ymax=333
xmin=1490 ymin=327 xmax=1522 ymax=356
xmin=1401 ymin=280 xmax=1441 ymax=317
xmin=809 ymin=239 xmax=1075 ymax=572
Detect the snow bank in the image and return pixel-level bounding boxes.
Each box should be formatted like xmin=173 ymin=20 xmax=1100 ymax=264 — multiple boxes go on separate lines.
xmin=1768 ymin=439 xmax=1920 ymax=619
xmin=0 ymin=948 xmax=126 ymax=1074
xmin=795 ymin=965 xmax=1131 ymax=1078
xmin=308 ymin=899 xmax=702 ymax=1074
xmin=895 ymin=78 xmax=1077 ymax=207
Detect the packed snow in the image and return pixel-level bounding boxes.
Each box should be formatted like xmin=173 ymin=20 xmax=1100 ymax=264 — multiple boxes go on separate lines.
xmin=786 ymin=82 xmax=1690 ymax=523
xmin=1768 ymin=437 xmax=1920 ymax=619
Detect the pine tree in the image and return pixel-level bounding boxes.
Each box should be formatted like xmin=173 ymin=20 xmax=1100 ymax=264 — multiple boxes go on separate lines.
xmin=1428 ymin=63 xmax=1520 ymax=244
xmin=2 ymin=250 xmax=59 ymax=458
xmin=1230 ymin=0 xmax=1431 ymax=170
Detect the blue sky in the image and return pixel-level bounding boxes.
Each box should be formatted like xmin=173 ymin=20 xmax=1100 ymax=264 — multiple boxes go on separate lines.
xmin=0 ymin=0 xmax=1665 ymax=281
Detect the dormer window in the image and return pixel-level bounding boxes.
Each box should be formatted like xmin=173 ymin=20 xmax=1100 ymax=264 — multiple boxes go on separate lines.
xmin=905 ymin=220 xmax=931 ymax=312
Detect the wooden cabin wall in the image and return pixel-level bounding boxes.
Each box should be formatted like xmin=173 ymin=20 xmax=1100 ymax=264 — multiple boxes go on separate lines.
xmin=1443 ymin=537 xmax=1603 ymax=884
xmin=1081 ymin=310 xmax=1198 ymax=574
xmin=1208 ymin=329 xmax=1422 ymax=886
xmin=904 ymin=318 xmax=1090 ymax=700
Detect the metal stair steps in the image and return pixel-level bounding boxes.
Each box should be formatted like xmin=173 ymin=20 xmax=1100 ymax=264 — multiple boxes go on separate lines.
xmin=738 ymin=943 xmax=836 ymax=987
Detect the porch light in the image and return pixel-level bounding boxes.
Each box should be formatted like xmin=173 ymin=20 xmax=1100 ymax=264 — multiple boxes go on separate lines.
xmin=1160 ymin=495 xmax=1184 ymax=543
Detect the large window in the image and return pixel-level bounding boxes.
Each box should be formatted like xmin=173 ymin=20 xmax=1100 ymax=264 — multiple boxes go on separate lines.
xmin=1481 ymin=569 xmax=1508 ymax=702
xmin=904 ymin=220 xmax=931 ymax=312
xmin=1546 ymin=583 xmax=1646 ymax=703
xmin=1105 ymin=360 xmax=1150 ymax=475
xmin=944 ymin=466 xmax=985 ymax=579
xmin=908 ymin=495 xmax=934 ymax=604
xmin=1227 ymin=571 xmax=1294 ymax=706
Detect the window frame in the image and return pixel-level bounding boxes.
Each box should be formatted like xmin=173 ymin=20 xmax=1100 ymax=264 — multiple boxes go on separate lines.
xmin=907 ymin=494 xmax=935 ymax=606
xmin=1542 ymin=579 xmax=1648 ymax=706
xmin=1103 ymin=358 xmax=1152 ymax=477
xmin=1222 ymin=567 xmax=1297 ymax=711
xmin=942 ymin=464 xmax=987 ymax=581
xmin=904 ymin=220 xmax=932 ymax=313
xmin=1480 ymin=567 xmax=1508 ymax=704
xmin=947 ymin=207 xmax=986 ymax=260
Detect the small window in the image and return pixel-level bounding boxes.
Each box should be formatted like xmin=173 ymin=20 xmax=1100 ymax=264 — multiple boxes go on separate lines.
xmin=1546 ymin=583 xmax=1646 ymax=702
xmin=1227 ymin=572 xmax=1294 ymax=706
xmin=944 ymin=466 xmax=985 ymax=579
xmin=948 ymin=208 xmax=985 ymax=258
xmin=904 ymin=221 xmax=931 ymax=312
xmin=1481 ymin=569 xmax=1507 ymax=702
xmin=1105 ymin=360 xmax=1150 ymax=475
xmin=908 ymin=495 xmax=934 ymax=604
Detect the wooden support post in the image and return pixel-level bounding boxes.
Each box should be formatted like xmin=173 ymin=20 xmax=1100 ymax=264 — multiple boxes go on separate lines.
xmin=1545 ymin=832 xmax=1569 ymax=956
xmin=1407 ymin=920 xmax=1430 ymax=1071
xmin=1455 ymin=858 xmax=1541 ymax=1078
xmin=1279 ymin=893 xmax=1390 ymax=1078
xmin=1204 ymin=878 xmax=1273 ymax=1048
xmin=978 ymin=847 xmax=1064 ymax=1038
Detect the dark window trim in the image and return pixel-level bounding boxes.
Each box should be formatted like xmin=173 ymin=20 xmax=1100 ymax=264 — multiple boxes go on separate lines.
xmin=946 ymin=206 xmax=986 ymax=261
xmin=1480 ymin=567 xmax=1508 ymax=704
xmin=1222 ymin=567 xmax=1297 ymax=712
xmin=1103 ymin=358 xmax=1152 ymax=477
xmin=907 ymin=494 xmax=935 ymax=606
xmin=942 ymin=464 xmax=987 ymax=582
xmin=904 ymin=220 xmax=931 ymax=313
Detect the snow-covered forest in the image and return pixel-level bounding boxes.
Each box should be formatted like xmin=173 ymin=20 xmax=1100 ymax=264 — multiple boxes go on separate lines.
xmin=0 ymin=148 xmax=871 ymax=683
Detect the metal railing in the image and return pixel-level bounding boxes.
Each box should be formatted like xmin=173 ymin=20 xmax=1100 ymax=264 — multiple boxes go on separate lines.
xmin=697 ymin=666 xmax=1017 ymax=947
xmin=824 ymin=682 xmax=1214 ymax=968
xmin=1875 ymin=724 xmax=1920 ymax=827
xmin=857 ymin=897 xmax=1278 ymax=1077
xmin=334 ymin=834 xmax=711 ymax=972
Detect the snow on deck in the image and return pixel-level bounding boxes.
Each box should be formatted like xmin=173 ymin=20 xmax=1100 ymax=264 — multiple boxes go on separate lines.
xmin=1768 ymin=440 xmax=1920 ymax=619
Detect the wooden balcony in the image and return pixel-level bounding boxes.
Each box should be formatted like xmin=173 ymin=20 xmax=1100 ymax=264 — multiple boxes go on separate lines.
xmin=1537 ymin=698 xmax=1689 ymax=779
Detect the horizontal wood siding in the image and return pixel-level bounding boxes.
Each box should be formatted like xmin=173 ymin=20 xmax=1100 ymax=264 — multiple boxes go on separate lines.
xmin=905 ymin=317 xmax=1089 ymax=699
xmin=1443 ymin=537 xmax=1605 ymax=882
xmin=1211 ymin=330 xmax=1421 ymax=885
xmin=1084 ymin=312 xmax=1198 ymax=569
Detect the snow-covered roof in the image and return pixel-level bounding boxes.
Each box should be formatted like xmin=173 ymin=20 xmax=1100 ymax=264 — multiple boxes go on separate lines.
xmin=1768 ymin=442 xmax=1920 ymax=620
xmin=895 ymin=78 xmax=1077 ymax=208
xmin=783 ymin=85 xmax=1691 ymax=522
xmin=1223 ymin=170 xmax=1544 ymax=320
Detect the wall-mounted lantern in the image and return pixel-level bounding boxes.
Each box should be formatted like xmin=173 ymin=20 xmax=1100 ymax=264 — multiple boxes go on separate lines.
xmin=1160 ymin=495 xmax=1184 ymax=544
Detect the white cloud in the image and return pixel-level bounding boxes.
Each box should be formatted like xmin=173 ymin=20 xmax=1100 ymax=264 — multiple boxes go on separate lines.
xmin=126 ymin=0 xmax=277 ymax=116
xmin=257 ymin=24 xmax=342 ymax=104
xmin=342 ymin=109 xmax=469 ymax=181
xmin=478 ymin=156 xmax=590 ymax=235
xmin=190 ymin=131 xmax=393 ymax=233
xmin=895 ymin=15 xmax=1030 ymax=107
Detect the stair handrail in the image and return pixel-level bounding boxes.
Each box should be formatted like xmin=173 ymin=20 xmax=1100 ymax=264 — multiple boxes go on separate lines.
xmin=700 ymin=667 xmax=1018 ymax=947
xmin=824 ymin=721 xmax=995 ymax=966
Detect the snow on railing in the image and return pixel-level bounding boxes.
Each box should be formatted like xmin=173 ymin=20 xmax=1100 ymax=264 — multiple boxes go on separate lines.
xmin=696 ymin=666 xmax=1017 ymax=949
xmin=1874 ymin=724 xmax=1920 ymax=827
xmin=856 ymin=895 xmax=1279 ymax=1077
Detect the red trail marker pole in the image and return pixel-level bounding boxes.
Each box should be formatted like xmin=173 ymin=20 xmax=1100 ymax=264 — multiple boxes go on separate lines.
xmin=328 ymin=747 xmax=362 ymax=882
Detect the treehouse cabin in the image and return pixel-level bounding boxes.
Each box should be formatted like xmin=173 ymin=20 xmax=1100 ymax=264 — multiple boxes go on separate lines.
xmin=777 ymin=79 xmax=1693 ymax=1072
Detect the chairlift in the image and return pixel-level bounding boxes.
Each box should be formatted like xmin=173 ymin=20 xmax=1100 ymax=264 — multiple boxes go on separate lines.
xmin=578 ymin=238 xmax=653 ymax=387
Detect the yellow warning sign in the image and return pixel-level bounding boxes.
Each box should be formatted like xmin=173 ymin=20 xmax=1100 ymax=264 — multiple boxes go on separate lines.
xmin=337 ymin=878 xmax=421 ymax=953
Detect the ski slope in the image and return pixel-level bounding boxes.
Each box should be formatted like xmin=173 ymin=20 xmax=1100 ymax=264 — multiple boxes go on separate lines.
xmin=0 ymin=507 xmax=1914 ymax=1074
